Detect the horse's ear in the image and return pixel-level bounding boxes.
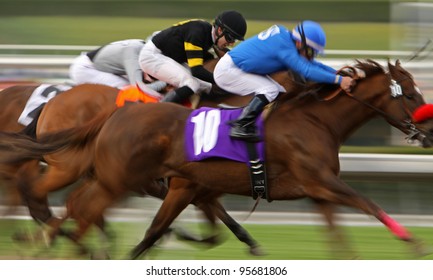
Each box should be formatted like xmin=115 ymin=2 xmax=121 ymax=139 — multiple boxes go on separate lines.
xmin=387 ymin=59 xmax=394 ymax=71
xmin=395 ymin=59 xmax=401 ymax=67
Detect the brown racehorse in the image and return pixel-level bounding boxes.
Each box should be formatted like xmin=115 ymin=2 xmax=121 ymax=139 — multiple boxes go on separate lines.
xmin=0 ymin=84 xmax=214 ymax=254
xmin=0 ymin=85 xmax=35 ymax=208
xmin=0 ymin=67 xmax=301 ymax=257
xmin=6 ymin=60 xmax=433 ymax=259
xmin=0 ymin=83 xmax=200 ymax=256
xmin=0 ymin=84 xmax=121 ymax=255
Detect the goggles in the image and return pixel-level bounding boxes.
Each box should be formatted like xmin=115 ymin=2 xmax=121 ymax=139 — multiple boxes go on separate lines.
xmin=305 ymin=46 xmax=317 ymax=60
xmin=224 ymin=31 xmax=237 ymax=44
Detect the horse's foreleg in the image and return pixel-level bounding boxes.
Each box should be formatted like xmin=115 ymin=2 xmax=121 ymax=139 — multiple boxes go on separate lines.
xmin=311 ymin=175 xmax=431 ymax=258
xmin=15 ymin=160 xmax=52 ymax=223
xmin=210 ymin=199 xmax=264 ymax=256
xmin=18 ymin=161 xmax=80 ymax=224
xmin=66 ymin=180 xmax=120 ymax=259
xmin=130 ymin=178 xmax=195 ymax=259
xmin=174 ymin=200 xmax=220 ymax=245
xmin=312 ymin=198 xmax=357 ymax=259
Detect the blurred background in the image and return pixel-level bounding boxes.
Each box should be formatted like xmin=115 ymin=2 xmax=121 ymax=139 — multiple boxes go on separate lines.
xmin=1 ymin=0 xmax=433 ymax=259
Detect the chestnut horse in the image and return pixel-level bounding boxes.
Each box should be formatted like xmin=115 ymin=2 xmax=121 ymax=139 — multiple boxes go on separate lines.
xmin=0 ymin=84 xmax=121 ymax=254
xmin=0 ymin=83 xmax=227 ymax=256
xmin=7 ymin=60 xmax=433 ymax=259
xmin=0 ymin=85 xmax=35 ymax=208
xmin=0 ymin=67 xmax=302 ymax=257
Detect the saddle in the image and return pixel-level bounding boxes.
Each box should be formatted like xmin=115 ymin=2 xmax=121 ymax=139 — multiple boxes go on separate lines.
xmin=185 ymin=106 xmax=271 ymax=201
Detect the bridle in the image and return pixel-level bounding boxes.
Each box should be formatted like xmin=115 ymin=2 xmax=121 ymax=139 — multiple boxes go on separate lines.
xmin=338 ymin=65 xmax=425 ymax=144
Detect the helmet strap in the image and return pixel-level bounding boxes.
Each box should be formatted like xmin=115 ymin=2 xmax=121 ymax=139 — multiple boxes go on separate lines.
xmin=213 ymin=25 xmax=226 ymax=50
xmin=297 ymin=22 xmax=308 ymax=52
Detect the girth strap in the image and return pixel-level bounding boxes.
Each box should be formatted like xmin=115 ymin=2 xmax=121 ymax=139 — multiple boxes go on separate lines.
xmin=245 ymin=142 xmax=271 ymax=202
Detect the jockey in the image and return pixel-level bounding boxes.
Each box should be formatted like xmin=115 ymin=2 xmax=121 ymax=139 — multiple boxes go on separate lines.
xmin=139 ymin=10 xmax=247 ymax=104
xmin=69 ymin=39 xmax=166 ymax=99
xmin=214 ymin=21 xmax=355 ymax=142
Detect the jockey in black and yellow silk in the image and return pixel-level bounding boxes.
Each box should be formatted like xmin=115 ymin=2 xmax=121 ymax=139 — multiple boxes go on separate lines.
xmin=139 ymin=10 xmax=247 ymax=104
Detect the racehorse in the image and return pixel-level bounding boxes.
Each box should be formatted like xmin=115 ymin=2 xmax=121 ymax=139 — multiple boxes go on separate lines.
xmin=0 ymin=67 xmax=302 ymax=257
xmin=0 ymin=84 xmax=121 ymax=255
xmin=0 ymin=85 xmax=33 ymax=207
xmin=7 ymin=59 xmax=433 ymax=259
xmin=0 ymin=83 xmax=198 ymax=256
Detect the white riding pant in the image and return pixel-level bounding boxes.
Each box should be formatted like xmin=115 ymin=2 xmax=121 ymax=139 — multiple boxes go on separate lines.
xmin=214 ymin=53 xmax=286 ymax=102
xmin=69 ymin=53 xmax=129 ymax=88
xmin=138 ymin=40 xmax=212 ymax=94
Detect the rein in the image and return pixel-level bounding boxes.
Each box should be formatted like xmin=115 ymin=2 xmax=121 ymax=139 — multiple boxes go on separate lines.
xmin=303 ymin=63 xmax=421 ymax=142
xmin=342 ymin=68 xmax=421 ymax=141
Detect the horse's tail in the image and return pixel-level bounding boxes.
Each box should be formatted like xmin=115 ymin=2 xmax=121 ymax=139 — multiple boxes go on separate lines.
xmin=0 ymin=109 xmax=115 ymax=164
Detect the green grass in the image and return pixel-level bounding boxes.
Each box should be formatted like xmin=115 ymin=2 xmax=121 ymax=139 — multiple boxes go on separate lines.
xmin=0 ymin=17 xmax=394 ymax=51
xmin=340 ymin=146 xmax=433 ymax=155
xmin=1 ymin=219 xmax=432 ymax=260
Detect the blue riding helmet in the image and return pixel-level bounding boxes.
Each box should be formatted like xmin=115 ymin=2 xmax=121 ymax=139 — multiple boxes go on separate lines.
xmin=292 ymin=20 xmax=326 ymax=54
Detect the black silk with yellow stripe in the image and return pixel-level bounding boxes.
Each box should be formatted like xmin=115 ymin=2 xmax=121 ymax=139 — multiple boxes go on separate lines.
xmin=152 ymin=19 xmax=214 ymax=69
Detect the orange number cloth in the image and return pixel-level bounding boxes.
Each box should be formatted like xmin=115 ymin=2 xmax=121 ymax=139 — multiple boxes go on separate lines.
xmin=116 ymin=85 xmax=159 ymax=107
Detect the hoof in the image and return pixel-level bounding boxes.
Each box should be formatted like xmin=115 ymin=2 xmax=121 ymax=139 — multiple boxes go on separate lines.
xmin=12 ymin=229 xmax=52 ymax=247
xmin=249 ymin=245 xmax=266 ymax=256
xmin=90 ymin=251 xmax=111 ymax=260
xmin=409 ymin=238 xmax=433 ymax=258
xmin=12 ymin=231 xmax=32 ymax=243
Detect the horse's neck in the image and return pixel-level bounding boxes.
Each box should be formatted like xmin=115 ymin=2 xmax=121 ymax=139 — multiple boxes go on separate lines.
xmin=270 ymin=71 xmax=307 ymax=94
xmin=272 ymin=76 xmax=387 ymax=143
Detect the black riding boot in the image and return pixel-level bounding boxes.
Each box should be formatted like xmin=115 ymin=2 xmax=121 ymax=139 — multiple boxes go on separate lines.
xmin=161 ymin=86 xmax=194 ymax=104
xmin=229 ymin=95 xmax=269 ymax=142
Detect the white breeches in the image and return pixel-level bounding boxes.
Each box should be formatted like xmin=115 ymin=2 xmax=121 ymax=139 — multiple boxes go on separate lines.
xmin=69 ymin=54 xmax=129 ymax=88
xmin=138 ymin=41 xmax=211 ymax=94
xmin=214 ymin=53 xmax=285 ymax=102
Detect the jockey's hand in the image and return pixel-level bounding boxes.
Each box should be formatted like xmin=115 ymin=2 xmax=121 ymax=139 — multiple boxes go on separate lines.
xmin=136 ymin=82 xmax=163 ymax=100
xmin=213 ymin=45 xmax=229 ymax=58
xmin=340 ymin=76 xmax=355 ymax=92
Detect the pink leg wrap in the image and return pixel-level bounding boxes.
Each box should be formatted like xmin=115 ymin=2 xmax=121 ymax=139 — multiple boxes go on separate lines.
xmin=379 ymin=211 xmax=411 ymax=240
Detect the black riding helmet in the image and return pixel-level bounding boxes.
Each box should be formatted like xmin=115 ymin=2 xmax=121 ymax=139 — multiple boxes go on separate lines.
xmin=214 ymin=10 xmax=247 ymax=42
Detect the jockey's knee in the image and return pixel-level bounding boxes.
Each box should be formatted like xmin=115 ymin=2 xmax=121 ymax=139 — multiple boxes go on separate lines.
xmin=180 ymin=77 xmax=201 ymax=94
xmin=256 ymin=87 xmax=280 ymax=102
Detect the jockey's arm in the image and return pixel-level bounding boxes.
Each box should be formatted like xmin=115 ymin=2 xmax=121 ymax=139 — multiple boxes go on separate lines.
xmin=280 ymin=51 xmax=338 ymax=84
xmin=190 ymin=65 xmax=215 ymax=84
xmin=311 ymin=59 xmax=336 ymax=74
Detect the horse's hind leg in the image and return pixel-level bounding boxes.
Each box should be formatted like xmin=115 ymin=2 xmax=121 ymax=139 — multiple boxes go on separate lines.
xmin=130 ymin=177 xmax=195 ymax=259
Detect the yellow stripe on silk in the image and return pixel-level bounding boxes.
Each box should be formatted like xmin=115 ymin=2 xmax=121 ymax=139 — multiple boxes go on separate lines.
xmin=188 ymin=58 xmax=204 ymax=67
xmin=184 ymin=42 xmax=203 ymax=51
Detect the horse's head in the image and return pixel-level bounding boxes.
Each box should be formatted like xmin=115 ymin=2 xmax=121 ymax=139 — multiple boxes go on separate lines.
xmin=378 ymin=60 xmax=433 ymax=147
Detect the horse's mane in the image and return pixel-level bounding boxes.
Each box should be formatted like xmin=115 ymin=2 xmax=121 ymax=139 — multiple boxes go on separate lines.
xmin=277 ymin=59 xmax=387 ymax=104
xmin=202 ymin=59 xmax=389 ymax=108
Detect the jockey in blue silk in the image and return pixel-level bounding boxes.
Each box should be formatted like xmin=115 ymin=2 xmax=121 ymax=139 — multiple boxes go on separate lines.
xmin=214 ymin=20 xmax=355 ymax=142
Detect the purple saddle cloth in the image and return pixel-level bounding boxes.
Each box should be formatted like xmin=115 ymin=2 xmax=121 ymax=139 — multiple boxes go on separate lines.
xmin=185 ymin=107 xmax=264 ymax=165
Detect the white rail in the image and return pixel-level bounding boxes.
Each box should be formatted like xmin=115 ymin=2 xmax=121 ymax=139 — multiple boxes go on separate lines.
xmin=0 ymin=44 xmax=419 ymax=56
xmin=339 ymin=153 xmax=433 ymax=174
